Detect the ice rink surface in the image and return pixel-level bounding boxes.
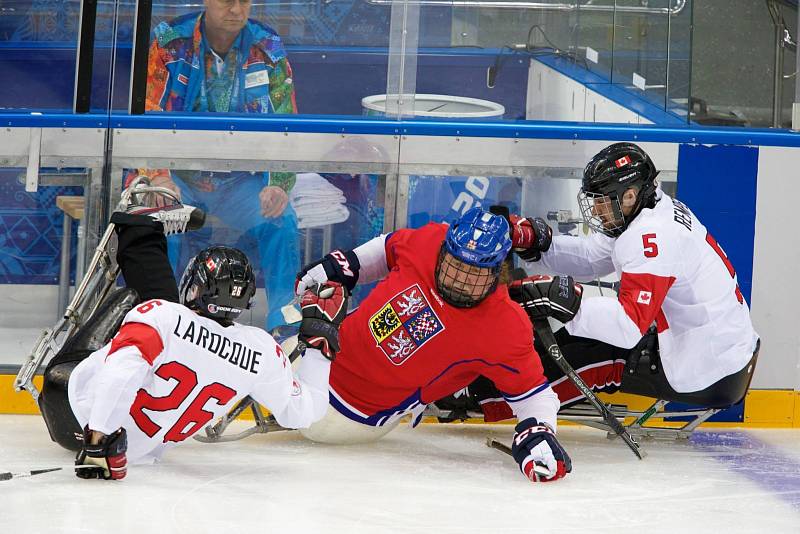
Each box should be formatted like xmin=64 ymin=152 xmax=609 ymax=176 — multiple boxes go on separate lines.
xmin=2 ymin=414 xmax=800 ymax=533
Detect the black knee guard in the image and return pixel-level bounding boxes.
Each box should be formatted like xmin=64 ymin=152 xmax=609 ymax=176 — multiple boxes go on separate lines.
xmin=39 ymin=288 xmax=140 ymax=451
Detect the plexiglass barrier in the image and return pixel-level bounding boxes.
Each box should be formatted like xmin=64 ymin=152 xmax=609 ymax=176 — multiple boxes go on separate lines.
xmin=0 ymin=0 xmax=788 ymax=370
xmin=1 ymin=0 xmax=692 ymax=121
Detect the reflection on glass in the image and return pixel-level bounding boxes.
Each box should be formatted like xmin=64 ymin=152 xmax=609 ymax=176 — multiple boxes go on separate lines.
xmin=0 ymin=168 xmax=84 ymax=365
xmin=411 ymin=0 xmax=691 ymax=124
xmin=121 ymin=170 xmax=383 ymax=335
xmin=0 ymin=0 xmax=116 ymax=111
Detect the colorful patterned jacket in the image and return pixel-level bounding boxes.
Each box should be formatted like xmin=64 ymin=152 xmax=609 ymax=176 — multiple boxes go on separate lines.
xmin=146 ymin=11 xmax=297 ymax=115
xmin=141 ymin=12 xmax=297 ymax=191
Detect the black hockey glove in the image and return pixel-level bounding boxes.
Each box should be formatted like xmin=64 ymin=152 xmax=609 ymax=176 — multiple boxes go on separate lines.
xmin=295 ymin=249 xmax=360 ymax=295
xmin=509 ymin=214 xmax=552 ymax=262
xmin=298 ymin=282 xmax=349 ymax=361
xmin=75 ymin=427 xmax=128 ymax=480
xmin=508 ymin=275 xmax=582 ymax=323
xmin=512 ymin=418 xmax=571 ymax=482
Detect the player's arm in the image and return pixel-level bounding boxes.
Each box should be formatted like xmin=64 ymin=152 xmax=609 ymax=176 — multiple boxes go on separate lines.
xmin=295 ymin=228 xmax=416 ymax=294
xmin=566 ymin=230 xmax=676 ymax=348
xmin=497 ymin=381 xmax=571 ymax=483
xmin=76 ymin=321 xmax=165 ymax=480
xmin=509 ymin=213 xmax=615 ymax=278
xmin=541 ymin=233 xmax=616 ymax=279
xmin=484 ymin=321 xmax=570 ymax=482
xmin=250 ymin=347 xmax=332 ymax=429
xmin=251 ymin=283 xmax=347 ymax=428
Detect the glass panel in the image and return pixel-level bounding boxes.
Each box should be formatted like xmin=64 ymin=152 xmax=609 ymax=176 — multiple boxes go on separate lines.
xmin=0 ymin=169 xmax=85 ymax=366
xmin=114 ymin=167 xmax=386 ymax=338
xmin=0 ymin=0 xmax=117 ymax=112
xmin=666 ymin=0 xmax=692 ymax=121
xmin=610 ymin=0 xmax=691 ymax=123
xmin=407 ymin=0 xmax=692 ymax=125
xmin=406 ymin=168 xmax=678 ymax=299
xmin=128 ymin=0 xmax=393 ymax=117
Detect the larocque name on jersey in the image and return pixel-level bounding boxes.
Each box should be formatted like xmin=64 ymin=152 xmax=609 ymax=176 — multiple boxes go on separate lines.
xmin=172 ymin=315 xmax=262 ymax=374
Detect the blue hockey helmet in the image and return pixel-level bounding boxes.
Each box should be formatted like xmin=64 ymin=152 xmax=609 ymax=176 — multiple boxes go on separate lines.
xmin=444 ymin=207 xmax=512 ymax=268
xmin=436 ymin=207 xmax=512 ymax=308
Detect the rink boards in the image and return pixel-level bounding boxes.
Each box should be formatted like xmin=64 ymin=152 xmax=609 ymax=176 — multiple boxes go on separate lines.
xmin=0 ymin=114 xmax=799 ymax=425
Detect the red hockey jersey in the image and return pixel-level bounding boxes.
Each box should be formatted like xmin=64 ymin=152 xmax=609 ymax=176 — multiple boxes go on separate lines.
xmin=329 ymin=223 xmax=557 ymax=428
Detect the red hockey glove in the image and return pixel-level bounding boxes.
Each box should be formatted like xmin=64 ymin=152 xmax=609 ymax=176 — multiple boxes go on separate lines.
xmin=298 ymin=282 xmax=349 ymax=360
xmin=75 ymin=427 xmax=128 ymax=480
xmin=511 ymin=418 xmax=571 ymax=482
xmin=508 ymin=275 xmax=582 ymax=323
xmin=295 ymin=249 xmax=361 ymax=295
xmin=509 ymin=215 xmax=552 ymax=262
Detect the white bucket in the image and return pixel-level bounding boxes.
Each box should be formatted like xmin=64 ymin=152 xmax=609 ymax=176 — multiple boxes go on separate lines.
xmin=361 ymin=94 xmax=505 ymax=118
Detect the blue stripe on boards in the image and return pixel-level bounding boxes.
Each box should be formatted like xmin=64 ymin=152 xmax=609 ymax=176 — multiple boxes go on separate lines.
xmin=676 ymin=144 xmax=758 ymax=304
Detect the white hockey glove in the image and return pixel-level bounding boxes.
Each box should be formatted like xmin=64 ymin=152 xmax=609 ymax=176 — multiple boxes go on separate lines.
xmin=511 ymin=418 xmax=571 ymax=482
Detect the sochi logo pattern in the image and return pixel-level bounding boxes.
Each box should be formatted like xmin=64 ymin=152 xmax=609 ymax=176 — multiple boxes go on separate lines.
xmin=368 ymin=284 xmax=445 ymax=365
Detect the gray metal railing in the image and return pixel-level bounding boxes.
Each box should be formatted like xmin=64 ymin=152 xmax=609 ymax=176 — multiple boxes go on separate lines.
xmin=365 ymin=0 xmax=687 ymax=15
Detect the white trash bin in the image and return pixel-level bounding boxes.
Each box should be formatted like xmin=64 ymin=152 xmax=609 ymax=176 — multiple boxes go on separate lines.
xmin=361 ymin=94 xmax=504 ymax=119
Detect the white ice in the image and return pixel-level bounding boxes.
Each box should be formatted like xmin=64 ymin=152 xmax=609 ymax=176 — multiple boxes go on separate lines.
xmin=2 ymin=415 xmax=800 ymax=533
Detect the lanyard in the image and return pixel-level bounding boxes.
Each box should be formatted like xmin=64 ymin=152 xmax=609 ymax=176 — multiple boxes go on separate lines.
xmin=198 ymin=33 xmax=246 ymax=112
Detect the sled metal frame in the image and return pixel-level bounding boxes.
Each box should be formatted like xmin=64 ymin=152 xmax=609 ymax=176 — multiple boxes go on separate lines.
xmin=193 ymin=396 xmax=287 ymax=443
xmin=13 ymin=179 xmax=182 ymax=402
xmin=559 ymin=399 xmax=721 ymax=440
xmin=194 ymin=395 xmax=719 ymax=445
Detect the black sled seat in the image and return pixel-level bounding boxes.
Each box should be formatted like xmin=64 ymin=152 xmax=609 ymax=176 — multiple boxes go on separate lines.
xmin=39 ymin=288 xmax=139 ymax=451
xmin=561 ymin=339 xmax=760 ymax=440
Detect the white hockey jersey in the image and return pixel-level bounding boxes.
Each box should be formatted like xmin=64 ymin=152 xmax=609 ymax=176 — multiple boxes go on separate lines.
xmin=68 ymin=299 xmax=330 ymax=463
xmin=540 ymin=190 xmax=758 ymax=392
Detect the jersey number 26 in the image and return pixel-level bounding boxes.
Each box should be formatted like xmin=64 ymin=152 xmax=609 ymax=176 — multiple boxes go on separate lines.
xmin=130 ymin=361 xmax=237 ymax=443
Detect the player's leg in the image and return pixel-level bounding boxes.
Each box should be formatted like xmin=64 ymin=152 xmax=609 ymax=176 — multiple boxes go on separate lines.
xmin=299 ymin=406 xmax=400 ymax=445
xmin=621 ymin=337 xmax=760 ymax=408
xmin=113 ymin=179 xmax=205 ymax=302
xmin=39 ymin=181 xmax=204 ymax=451
xmin=455 ymin=327 xmax=631 ymax=420
xmin=538 ymin=327 xmax=629 ymax=407
xmin=39 ymin=287 xmax=139 ymax=451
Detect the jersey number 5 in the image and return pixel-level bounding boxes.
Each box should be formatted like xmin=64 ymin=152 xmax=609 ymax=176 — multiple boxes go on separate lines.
xmin=642 ymin=233 xmax=659 ymax=258
xmin=130 ymin=361 xmax=237 ymax=443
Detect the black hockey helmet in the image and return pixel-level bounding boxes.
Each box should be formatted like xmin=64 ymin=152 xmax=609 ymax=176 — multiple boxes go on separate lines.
xmin=578 ymin=142 xmax=659 ymax=237
xmin=178 ymin=246 xmax=256 ymax=323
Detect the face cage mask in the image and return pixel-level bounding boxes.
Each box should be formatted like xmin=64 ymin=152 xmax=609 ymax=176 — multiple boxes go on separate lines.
xmin=577 ymin=190 xmax=627 ymax=238
xmin=435 ymin=248 xmax=500 ymax=308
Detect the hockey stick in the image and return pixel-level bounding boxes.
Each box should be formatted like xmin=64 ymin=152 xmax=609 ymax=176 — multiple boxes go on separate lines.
xmin=485 ymin=437 xmax=553 ymax=477
xmin=0 ymin=465 xmax=99 ymax=481
xmin=486 ymin=437 xmax=512 ymax=455
xmin=533 ymin=319 xmax=646 ymax=460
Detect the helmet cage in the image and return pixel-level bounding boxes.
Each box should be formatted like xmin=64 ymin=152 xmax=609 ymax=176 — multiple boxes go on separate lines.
xmin=435 ymin=246 xmax=500 ymax=308
xmin=577 ymin=189 xmax=627 ymax=238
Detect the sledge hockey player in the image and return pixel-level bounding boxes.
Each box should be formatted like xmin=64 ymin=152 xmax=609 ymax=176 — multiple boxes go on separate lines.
xmin=294 ymin=207 xmax=578 ymax=482
xmin=475 ymin=142 xmax=760 ymax=419
xmin=37 ymin=179 xmax=346 ymax=480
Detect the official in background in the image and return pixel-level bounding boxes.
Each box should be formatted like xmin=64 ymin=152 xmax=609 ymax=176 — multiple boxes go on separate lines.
xmin=129 ymin=0 xmax=300 ymax=334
